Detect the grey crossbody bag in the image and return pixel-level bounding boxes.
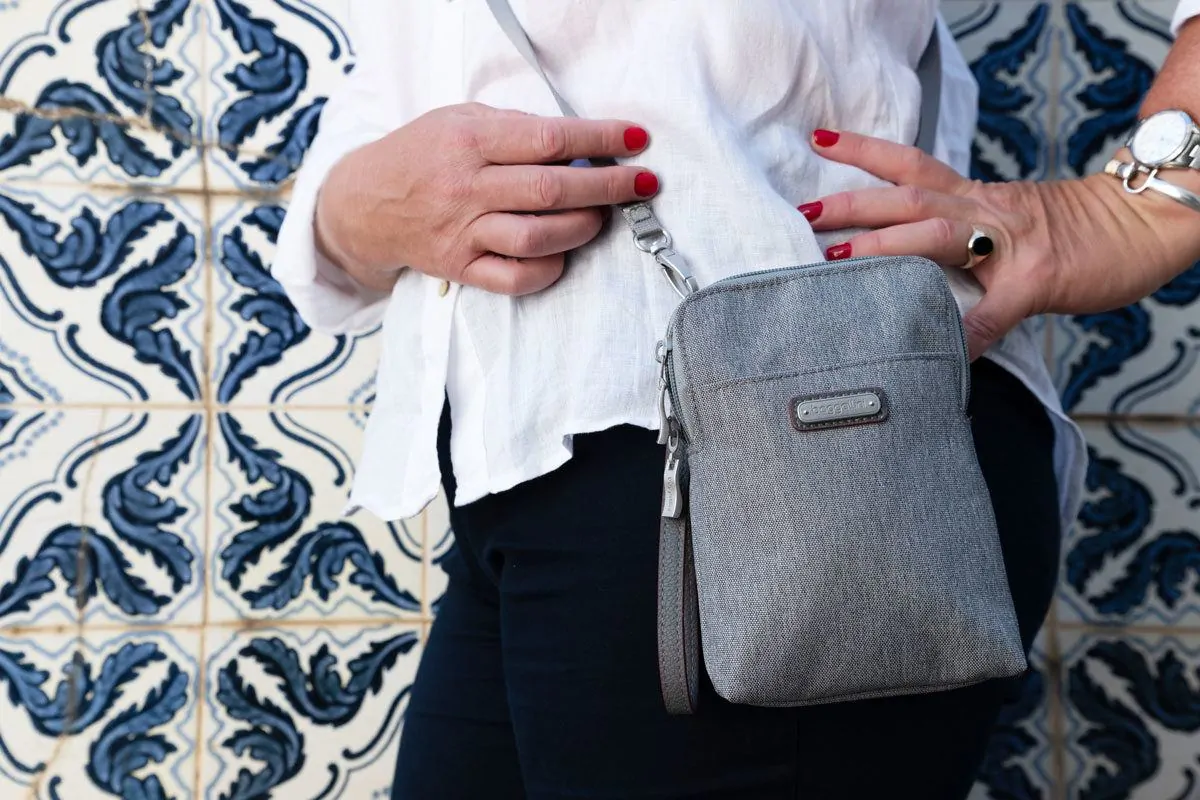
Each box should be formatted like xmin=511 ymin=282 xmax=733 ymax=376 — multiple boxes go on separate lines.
xmin=487 ymin=0 xmax=1026 ymax=714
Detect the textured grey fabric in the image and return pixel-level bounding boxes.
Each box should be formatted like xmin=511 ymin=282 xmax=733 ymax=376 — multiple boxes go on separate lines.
xmin=662 ymin=256 xmax=1025 ymax=707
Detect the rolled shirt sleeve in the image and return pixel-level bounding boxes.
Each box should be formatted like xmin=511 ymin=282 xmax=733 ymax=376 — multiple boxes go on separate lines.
xmin=272 ymin=7 xmax=400 ymax=335
xmin=1175 ymin=0 xmax=1200 ymax=33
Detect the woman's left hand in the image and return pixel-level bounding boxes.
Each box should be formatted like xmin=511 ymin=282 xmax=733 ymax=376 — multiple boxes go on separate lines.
xmin=802 ymin=130 xmax=1200 ymax=359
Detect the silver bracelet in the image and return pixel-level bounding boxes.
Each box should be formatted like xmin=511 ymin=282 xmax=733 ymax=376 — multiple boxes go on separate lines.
xmin=1105 ymin=159 xmax=1200 ymax=214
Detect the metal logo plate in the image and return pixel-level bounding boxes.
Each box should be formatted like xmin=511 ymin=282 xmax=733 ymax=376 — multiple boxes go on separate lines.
xmin=791 ymin=389 xmax=888 ymax=431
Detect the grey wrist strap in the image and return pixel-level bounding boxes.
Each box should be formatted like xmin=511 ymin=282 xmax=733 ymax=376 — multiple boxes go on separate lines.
xmin=657 ymin=513 xmax=700 ymax=714
xmin=486 ymin=0 xmax=944 ymax=716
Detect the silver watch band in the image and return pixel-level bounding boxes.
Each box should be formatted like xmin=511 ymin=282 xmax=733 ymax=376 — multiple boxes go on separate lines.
xmin=1106 ymin=159 xmax=1200 ymax=214
xmin=1173 ymin=131 xmax=1200 ymax=170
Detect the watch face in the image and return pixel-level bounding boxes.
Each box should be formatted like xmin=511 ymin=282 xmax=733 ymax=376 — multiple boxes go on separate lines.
xmin=1130 ymin=110 xmax=1192 ymax=166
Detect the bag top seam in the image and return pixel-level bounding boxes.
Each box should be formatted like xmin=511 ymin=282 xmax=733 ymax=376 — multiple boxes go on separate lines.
xmin=695 ymin=352 xmax=960 ymax=393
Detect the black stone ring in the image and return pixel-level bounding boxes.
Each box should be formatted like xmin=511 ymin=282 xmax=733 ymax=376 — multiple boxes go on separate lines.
xmin=964 ymin=227 xmax=995 ymax=269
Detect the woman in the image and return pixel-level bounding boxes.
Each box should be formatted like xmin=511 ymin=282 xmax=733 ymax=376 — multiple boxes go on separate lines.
xmin=274 ymin=2 xmax=1200 ymax=797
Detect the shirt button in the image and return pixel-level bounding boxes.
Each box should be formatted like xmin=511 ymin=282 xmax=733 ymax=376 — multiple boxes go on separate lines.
xmin=438 ymin=280 xmax=451 ymax=297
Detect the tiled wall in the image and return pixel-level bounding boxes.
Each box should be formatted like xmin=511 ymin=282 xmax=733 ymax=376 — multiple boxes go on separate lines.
xmin=0 ymin=1 xmax=1195 ymax=798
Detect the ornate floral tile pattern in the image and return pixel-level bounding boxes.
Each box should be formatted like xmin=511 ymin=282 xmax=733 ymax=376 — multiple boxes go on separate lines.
xmin=0 ymin=1 xmax=1196 ymax=797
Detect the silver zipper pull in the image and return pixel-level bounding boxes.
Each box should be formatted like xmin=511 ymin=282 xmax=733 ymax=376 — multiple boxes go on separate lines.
xmin=657 ymin=385 xmax=672 ymax=446
xmin=661 ymin=430 xmax=684 ymax=519
xmin=656 ymin=340 xmax=673 ymax=446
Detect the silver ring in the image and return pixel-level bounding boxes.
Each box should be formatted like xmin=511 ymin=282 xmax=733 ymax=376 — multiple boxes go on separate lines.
xmin=964 ymin=227 xmax=995 ymax=270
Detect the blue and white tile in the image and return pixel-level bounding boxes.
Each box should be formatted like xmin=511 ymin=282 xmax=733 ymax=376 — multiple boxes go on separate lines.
xmin=202 ymin=0 xmax=354 ymax=191
xmin=0 ymin=409 xmax=206 ymax=628
xmin=0 ymin=628 xmax=201 ymax=800
xmin=208 ymin=197 xmax=380 ymax=408
xmin=200 ymin=623 xmax=419 ymax=800
xmin=1060 ymin=422 xmax=1200 ymax=626
xmin=968 ymin=642 xmax=1058 ymax=800
xmin=1062 ymin=629 xmax=1200 ymax=800
xmin=945 ymin=2 xmax=1056 ymax=183
xmin=1055 ymin=1 xmax=1177 ymax=181
xmin=0 ymin=630 xmax=78 ymax=799
xmin=0 ymin=184 xmax=208 ymax=405
xmin=1048 ymin=2 xmax=1200 ymax=416
xmin=208 ymin=409 xmax=423 ymax=624
xmin=1050 ymin=264 xmax=1200 ymax=416
xmin=0 ymin=0 xmax=205 ymax=188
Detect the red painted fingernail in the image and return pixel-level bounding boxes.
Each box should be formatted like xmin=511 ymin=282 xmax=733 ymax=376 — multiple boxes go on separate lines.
xmin=813 ymin=129 xmax=841 ymax=148
xmin=826 ymin=243 xmax=852 ymax=261
xmin=624 ymin=126 xmax=649 ymax=151
xmin=797 ymin=201 xmax=823 ymax=222
xmin=634 ymin=172 xmax=659 ymax=197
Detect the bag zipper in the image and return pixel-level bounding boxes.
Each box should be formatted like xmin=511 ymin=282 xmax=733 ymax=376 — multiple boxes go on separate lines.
xmin=660 ymin=423 xmax=684 ymax=519
xmin=656 ymin=339 xmax=686 ymax=519
xmin=659 ymin=257 xmax=973 ymax=417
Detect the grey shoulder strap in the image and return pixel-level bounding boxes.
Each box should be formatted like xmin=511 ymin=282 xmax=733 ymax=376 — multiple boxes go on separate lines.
xmin=486 ymin=0 xmax=944 ymax=716
xmin=485 ymin=0 xmax=700 ymax=297
xmin=915 ymin=21 xmax=943 ymax=157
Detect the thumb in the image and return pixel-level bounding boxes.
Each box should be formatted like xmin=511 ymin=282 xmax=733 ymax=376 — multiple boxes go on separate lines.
xmin=960 ymin=283 xmax=1032 ymax=360
xmin=458 ymin=103 xmax=534 ymax=118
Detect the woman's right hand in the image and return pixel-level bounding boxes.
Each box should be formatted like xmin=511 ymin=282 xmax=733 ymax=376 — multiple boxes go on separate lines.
xmin=314 ymin=103 xmax=658 ymax=295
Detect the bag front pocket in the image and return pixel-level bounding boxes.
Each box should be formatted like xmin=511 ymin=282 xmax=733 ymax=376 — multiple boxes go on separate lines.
xmin=684 ymin=353 xmax=1024 ymax=706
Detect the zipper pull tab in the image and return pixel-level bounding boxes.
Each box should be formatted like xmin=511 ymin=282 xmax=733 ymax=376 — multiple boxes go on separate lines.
xmin=657 ymin=384 xmax=672 ymax=446
xmin=661 ymin=429 xmax=684 ymax=519
xmin=656 ymin=340 xmax=673 ymax=446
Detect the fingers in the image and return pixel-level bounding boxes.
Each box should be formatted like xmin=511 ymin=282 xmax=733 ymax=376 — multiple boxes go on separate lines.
xmin=803 ymin=186 xmax=977 ymax=232
xmin=961 ymin=278 xmax=1035 ymax=360
xmin=817 ymin=213 xmax=1023 ymax=357
xmin=469 ymin=208 xmax=605 ymax=259
xmin=474 ymin=163 xmax=657 ymax=212
xmin=810 ymin=129 xmax=967 ymax=195
xmin=460 ymin=253 xmax=566 ymax=296
xmin=475 ymin=115 xmax=650 ymax=165
xmin=825 ymin=218 xmax=977 ymax=267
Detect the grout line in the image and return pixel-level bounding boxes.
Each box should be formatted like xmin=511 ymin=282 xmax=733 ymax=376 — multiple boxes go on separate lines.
xmin=8 ymin=616 xmax=429 ymax=637
xmin=1045 ymin=1 xmax=1063 ymax=182
xmin=0 ymin=96 xmax=161 ymax=134
xmin=1057 ymin=621 xmax=1200 ymax=636
xmin=421 ymin=507 xmax=430 ymax=619
xmin=24 ymin=408 xmax=109 ymax=800
xmin=135 ymin=0 xmax=154 ymax=125
xmin=1070 ymin=413 xmax=1200 ymax=424
xmin=0 ymin=96 xmax=195 ymax=152
xmin=0 ymin=100 xmax=294 ymax=182
xmin=2 ymin=402 xmax=372 ymax=412
xmin=193 ymin=10 xmax=215 ymax=789
xmin=63 ymin=176 xmax=291 ymax=200
xmin=1044 ymin=13 xmax=1067 ymax=798
xmin=4 ymin=402 xmax=1197 ymax=424
xmin=1046 ymin=605 xmax=1067 ymax=800
xmin=193 ymin=403 xmax=213 ymax=799
xmin=200 ymin=138 xmax=215 ymax=412
xmin=0 ymin=159 xmax=292 ymax=198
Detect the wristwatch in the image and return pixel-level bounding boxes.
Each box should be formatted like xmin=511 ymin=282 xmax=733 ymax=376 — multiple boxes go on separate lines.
xmin=1126 ymin=109 xmax=1200 ymax=171
xmin=1104 ymin=109 xmax=1200 ymax=214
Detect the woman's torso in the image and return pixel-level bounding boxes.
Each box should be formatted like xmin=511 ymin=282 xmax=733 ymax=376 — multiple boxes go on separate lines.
xmin=346 ymin=0 xmax=1080 ymax=532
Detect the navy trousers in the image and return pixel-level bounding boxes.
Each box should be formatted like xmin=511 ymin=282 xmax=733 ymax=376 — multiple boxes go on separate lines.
xmin=392 ymin=358 xmax=1061 ymax=799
